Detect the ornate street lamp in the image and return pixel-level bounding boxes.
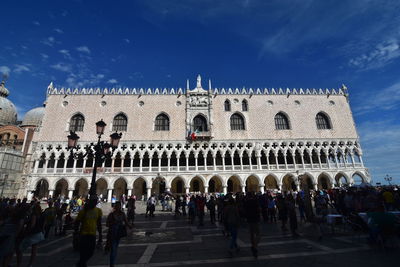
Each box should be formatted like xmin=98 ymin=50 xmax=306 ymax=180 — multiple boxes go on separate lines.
xmin=67 ymin=119 xmax=122 ymax=200
xmin=384 ymin=174 xmax=392 ymax=185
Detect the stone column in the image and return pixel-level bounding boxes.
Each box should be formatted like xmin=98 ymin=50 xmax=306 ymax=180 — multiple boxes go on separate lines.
xmin=266 ymin=153 xmax=270 ymax=169
xmin=33 ymin=160 xmax=39 ymax=173
xmin=158 ymin=158 xmax=161 ymax=172
xmin=335 ymin=154 xmax=339 ymax=168
xmin=72 ymin=159 xmax=77 ymax=173
xmin=204 ymin=186 xmax=209 ymax=193
xmin=139 ymin=156 xmax=143 ymax=172
xmin=275 ymin=154 xmax=279 ymax=169
xmin=213 ymin=156 xmax=216 ymax=171
xmin=241 ymin=185 xmax=246 ymax=193
xmin=167 ymin=156 xmax=171 ymax=172
xmin=284 ymin=152 xmax=288 ymax=169
xmin=223 ymin=186 xmax=227 ymax=195
xmin=301 ymin=153 xmax=305 ymax=169
xmin=257 ymin=155 xmax=261 ymax=170
xmin=240 ymin=155 xmax=243 ymax=171
xmin=185 ymin=186 xmax=190 ymax=194
xmin=147 ymin=187 xmax=152 ymax=198
xmin=54 ymin=159 xmax=59 ymax=173
xmin=130 ymin=158 xmax=134 ymax=172
xmin=177 ymin=155 xmax=180 ymax=171
xmin=359 ymin=154 xmax=364 ymax=167
xmin=222 ymin=156 xmax=226 ymax=171
xmin=68 ymin=190 xmax=73 ymax=199
xmin=292 ymin=154 xmax=296 ymax=169
xmin=111 ymin=157 xmax=115 ymax=172
xmin=350 ymin=153 xmax=355 ymax=167
xmin=49 ymin=190 xmax=54 ymax=198
xmin=308 ymin=153 xmax=313 ymax=169
xmin=107 ymin=189 xmax=113 ymax=202
xmin=44 ymin=159 xmax=49 ymax=173
xmin=195 ymin=156 xmax=198 ymax=171
xmin=317 ymin=152 xmax=322 ymax=169
xmin=186 ymin=157 xmax=189 ymax=171
xmin=83 ymin=158 xmax=87 ymax=170
xmin=127 ymin=189 xmax=132 ymax=196
xmin=327 ymin=153 xmax=331 ymax=169
xmin=231 ymin=156 xmax=234 ymax=170
xmin=63 ymin=159 xmax=68 ymax=173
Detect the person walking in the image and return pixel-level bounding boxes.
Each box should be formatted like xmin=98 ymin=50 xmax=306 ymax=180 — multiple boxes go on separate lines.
xmin=196 ymin=195 xmax=205 ymax=226
xmin=244 ymin=192 xmax=261 ymax=258
xmin=43 ymin=201 xmax=56 ymax=239
xmin=286 ymin=194 xmax=299 ymax=237
xmin=207 ymin=196 xmax=216 ymax=224
xmin=105 ymin=201 xmax=132 ymax=267
xmin=74 ymin=198 xmax=103 ymax=267
xmin=224 ymin=196 xmax=240 ymax=257
xmin=127 ymin=196 xmax=136 ymax=225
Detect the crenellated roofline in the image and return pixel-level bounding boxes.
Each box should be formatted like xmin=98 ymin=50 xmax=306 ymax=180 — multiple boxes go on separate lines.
xmin=46 ymin=81 xmax=349 ymax=97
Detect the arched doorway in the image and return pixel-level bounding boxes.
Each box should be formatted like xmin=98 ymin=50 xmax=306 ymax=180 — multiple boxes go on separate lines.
xmin=318 ymin=174 xmax=332 ymax=190
xmin=264 ymin=175 xmax=278 ymax=190
xmin=171 ymin=177 xmax=185 ymax=194
xmin=300 ymin=175 xmax=314 ymax=190
xmin=352 ymin=173 xmax=364 ymax=185
xmin=34 ymin=179 xmax=49 ymax=199
xmin=282 ymin=175 xmax=297 ymax=192
xmin=227 ymin=176 xmax=241 ymax=193
xmin=114 ymin=178 xmax=127 ymax=199
xmin=152 ymin=177 xmax=166 ymax=195
xmin=245 ymin=175 xmax=259 ymax=192
xmin=208 ymin=176 xmax=223 ymax=193
xmin=133 ymin=178 xmax=146 ymax=200
xmin=54 ymin=179 xmax=68 ymax=198
xmin=190 ymin=177 xmax=204 ymax=192
xmin=96 ymin=178 xmax=108 ymax=199
xmin=74 ymin=178 xmax=89 ymax=197
xmin=335 ymin=173 xmax=349 ymax=187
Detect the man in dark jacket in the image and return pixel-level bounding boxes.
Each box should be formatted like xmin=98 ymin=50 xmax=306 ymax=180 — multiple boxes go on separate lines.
xmin=244 ymin=192 xmax=261 ymax=258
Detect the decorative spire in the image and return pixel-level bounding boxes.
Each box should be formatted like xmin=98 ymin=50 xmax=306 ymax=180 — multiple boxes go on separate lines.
xmin=186 ymin=79 xmax=189 ymax=90
xmin=196 ymin=74 xmax=202 ymax=88
xmin=0 ymin=77 xmax=9 ymax=98
xmin=209 ymin=79 xmax=212 ymax=90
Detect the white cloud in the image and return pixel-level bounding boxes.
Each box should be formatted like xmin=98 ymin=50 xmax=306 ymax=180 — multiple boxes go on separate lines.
xmin=0 ymin=66 xmax=10 ymax=76
xmin=353 ymin=81 xmax=400 ymax=115
xmin=107 ymin=79 xmax=118 ymax=84
xmin=349 ymin=39 xmax=400 ymax=70
xmin=96 ymin=74 xmax=105 ymax=79
xmin=54 ymin=28 xmax=63 ymax=34
xmin=14 ymin=64 xmax=31 ymax=73
xmin=59 ymin=49 xmax=71 ymax=59
xmin=33 ymin=21 xmax=40 ymax=26
xmin=41 ymin=36 xmax=56 ymax=47
xmin=40 ymin=53 xmax=49 ymax=60
xmin=50 ymin=62 xmax=71 ymax=72
xmin=124 ymin=38 xmax=130 ymax=43
xmin=76 ymin=46 xmax=91 ymax=54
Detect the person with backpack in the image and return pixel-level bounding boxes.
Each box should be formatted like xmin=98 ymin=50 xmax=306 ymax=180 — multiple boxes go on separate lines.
xmin=74 ymin=198 xmax=103 ymax=267
xmin=105 ymin=201 xmax=132 ymax=267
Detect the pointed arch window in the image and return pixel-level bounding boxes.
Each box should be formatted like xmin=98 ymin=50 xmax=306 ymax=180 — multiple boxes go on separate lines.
xmin=69 ymin=114 xmax=85 ymax=132
xmin=230 ymin=113 xmax=245 ymax=130
xmin=274 ymin=112 xmax=290 ymax=130
xmin=155 ymin=113 xmax=170 ymax=131
xmin=224 ymin=100 xmax=231 ymax=111
xmin=193 ymin=115 xmax=208 ymax=132
xmin=113 ymin=113 xmax=127 ymax=131
xmin=242 ymin=100 xmax=248 ymax=111
xmin=316 ymin=112 xmax=332 ymax=129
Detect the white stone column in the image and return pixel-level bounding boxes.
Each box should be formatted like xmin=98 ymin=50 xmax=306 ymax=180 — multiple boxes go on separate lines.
xmin=266 ymin=154 xmax=270 ymax=169
xmin=317 ymin=152 xmax=322 ymax=169
xmin=147 ymin=187 xmax=152 ymax=198
xmin=185 ymin=186 xmax=190 ymax=194
xmin=240 ymin=155 xmax=243 ymax=171
xmin=223 ymin=186 xmax=227 ymax=195
xmin=130 ymin=158 xmax=133 ymax=172
xmin=335 ymin=154 xmax=339 ymax=168
xmin=292 ymin=154 xmax=296 ymax=169
xmin=107 ymin=189 xmax=112 ymax=202
xmin=44 ymin=159 xmax=49 ymax=173
xmin=257 ymin=155 xmax=261 ymax=170
xmin=278 ymin=183 xmax=282 ymax=191
xmin=177 ymin=155 xmax=180 ymax=171
xmin=34 ymin=160 xmax=39 ymax=173
xmin=284 ymin=152 xmax=288 ymax=169
xmin=327 ymin=153 xmax=331 ymax=169
xmin=350 ymin=153 xmax=355 ymax=167
xmin=241 ymin=185 xmax=246 ymax=193
xmin=139 ymin=156 xmax=143 ymax=172
xmin=127 ymin=189 xmax=132 ymax=196
xmin=222 ymin=156 xmax=226 ymax=171
xmin=68 ymin=190 xmax=73 ymax=199
xmin=54 ymin=159 xmax=58 ymax=173
xmin=158 ymin=158 xmax=161 ymax=172
xmin=204 ymin=186 xmax=209 ymax=193
xmin=231 ymin=156 xmax=234 ymax=169
xmin=275 ymin=154 xmax=279 ymax=169
xmin=167 ymin=156 xmax=171 ymax=172
xmin=195 ymin=156 xmax=198 ymax=171
xmin=49 ymin=190 xmax=54 ymax=198
xmin=72 ymin=159 xmax=77 ymax=173
xmin=83 ymin=158 xmax=87 ymax=169
xmin=360 ymin=155 xmax=364 ymax=167
xmin=259 ymin=185 xmax=265 ymax=194
xmin=186 ymin=157 xmax=189 ymax=171
xmin=111 ymin=158 xmax=115 ymax=172
xmin=308 ymin=153 xmax=313 ymax=169
xmin=63 ymin=159 xmax=68 ymax=173
xmin=301 ymin=153 xmax=305 ymax=169
xmin=213 ymin=156 xmax=217 ymax=171
xmin=343 ymin=154 xmax=347 ymax=168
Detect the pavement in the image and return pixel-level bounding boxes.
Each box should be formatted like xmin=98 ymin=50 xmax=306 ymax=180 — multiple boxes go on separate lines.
xmin=17 ymin=202 xmax=399 ymax=267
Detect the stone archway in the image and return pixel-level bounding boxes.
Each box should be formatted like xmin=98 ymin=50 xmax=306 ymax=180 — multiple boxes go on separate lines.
xmin=245 ymin=175 xmax=259 ymax=192
xmin=96 ymin=178 xmax=108 ymax=199
xmin=74 ymin=178 xmax=88 ymax=197
xmin=34 ymin=179 xmax=49 ymax=199
xmin=171 ymin=177 xmax=185 ymax=194
xmin=190 ymin=176 xmax=205 ymax=193
xmin=264 ymin=175 xmax=278 ymax=190
xmin=227 ymin=175 xmax=241 ymax=193
xmin=152 ymin=177 xmax=166 ymax=196
xmin=282 ymin=175 xmax=297 ymax=192
xmin=54 ymin=179 xmax=68 ymax=198
xmin=300 ymin=175 xmax=314 ymax=190
xmin=318 ymin=174 xmax=332 ymax=190
xmin=133 ymin=178 xmax=147 ymax=200
xmin=335 ymin=173 xmax=349 ymax=187
xmin=114 ymin=178 xmax=127 ymax=199
xmin=352 ymin=173 xmax=364 ymax=185
xmin=208 ymin=176 xmax=223 ymax=193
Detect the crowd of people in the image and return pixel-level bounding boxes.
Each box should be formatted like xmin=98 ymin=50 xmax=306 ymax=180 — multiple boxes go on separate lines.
xmin=0 ymin=185 xmax=399 ymax=265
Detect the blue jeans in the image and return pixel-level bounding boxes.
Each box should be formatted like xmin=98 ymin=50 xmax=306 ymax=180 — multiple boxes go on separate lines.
xmin=110 ymin=238 xmax=120 ymax=266
xmin=228 ymin=224 xmax=238 ymax=250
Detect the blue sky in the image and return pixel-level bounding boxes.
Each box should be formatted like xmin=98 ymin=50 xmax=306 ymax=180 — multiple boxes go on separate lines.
xmin=1 ymin=0 xmax=399 ymax=184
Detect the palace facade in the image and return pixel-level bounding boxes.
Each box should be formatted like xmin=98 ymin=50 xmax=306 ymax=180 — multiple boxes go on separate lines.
xmin=25 ymin=75 xmax=369 ymax=201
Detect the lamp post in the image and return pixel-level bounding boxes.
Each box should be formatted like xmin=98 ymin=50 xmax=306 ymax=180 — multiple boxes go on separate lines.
xmin=384 ymin=174 xmax=392 ymax=185
xmin=67 ymin=119 xmax=122 ymax=200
